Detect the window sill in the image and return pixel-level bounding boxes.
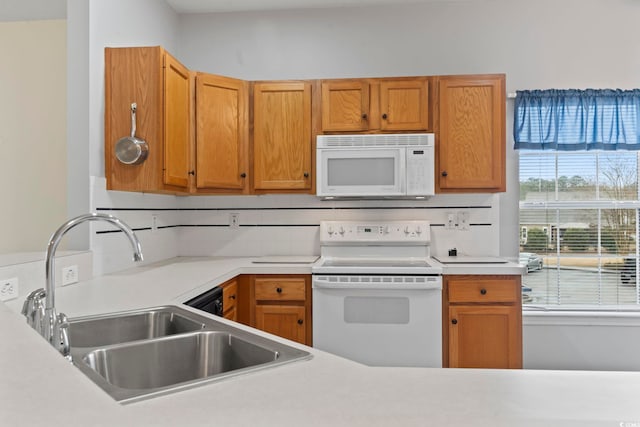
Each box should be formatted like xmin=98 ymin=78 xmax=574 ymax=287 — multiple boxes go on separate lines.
xmin=523 ymin=308 xmax=640 ymax=326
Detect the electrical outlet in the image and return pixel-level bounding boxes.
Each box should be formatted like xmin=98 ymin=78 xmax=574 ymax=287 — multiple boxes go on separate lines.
xmin=62 ymin=265 xmax=79 ymax=286
xmin=229 ymin=213 xmax=240 ymax=228
xmin=446 ymin=212 xmax=456 ymax=230
xmin=0 ymin=277 xmax=19 ymax=301
xmin=151 ymin=214 xmax=158 ymax=233
xmin=458 ymin=211 xmax=470 ymax=231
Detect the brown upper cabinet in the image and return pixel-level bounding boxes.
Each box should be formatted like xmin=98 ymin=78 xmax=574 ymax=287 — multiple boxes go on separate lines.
xmin=252 ymin=81 xmax=313 ymax=193
xmin=105 ymin=47 xmax=504 ymax=196
xmin=320 ymin=77 xmax=430 ymax=132
xmin=194 ymin=73 xmax=250 ymax=194
xmin=436 ymin=74 xmax=506 ymax=193
xmin=105 ymin=46 xmax=191 ymax=193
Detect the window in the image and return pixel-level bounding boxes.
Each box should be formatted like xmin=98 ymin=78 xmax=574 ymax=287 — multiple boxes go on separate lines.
xmin=515 ymin=89 xmax=640 ymax=309
xmin=520 ymin=151 xmax=640 ymax=307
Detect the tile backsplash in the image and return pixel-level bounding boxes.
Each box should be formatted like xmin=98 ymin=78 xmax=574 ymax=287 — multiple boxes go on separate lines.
xmin=90 ymin=177 xmax=502 ymax=274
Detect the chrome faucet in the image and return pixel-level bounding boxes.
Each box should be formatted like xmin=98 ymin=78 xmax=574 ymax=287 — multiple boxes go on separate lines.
xmin=21 ymin=213 xmax=143 ymax=360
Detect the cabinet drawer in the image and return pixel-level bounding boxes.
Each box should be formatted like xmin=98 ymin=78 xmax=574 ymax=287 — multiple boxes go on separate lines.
xmin=223 ymin=279 xmax=238 ymax=311
xmin=254 ymin=278 xmax=306 ymax=301
xmin=448 ymin=278 xmax=519 ymax=303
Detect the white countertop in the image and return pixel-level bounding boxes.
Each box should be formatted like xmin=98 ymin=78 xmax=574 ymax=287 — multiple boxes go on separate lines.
xmin=1 ymin=256 xmax=638 ymax=426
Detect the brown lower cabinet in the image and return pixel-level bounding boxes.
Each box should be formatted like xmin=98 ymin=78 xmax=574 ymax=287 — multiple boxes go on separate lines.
xmin=250 ymin=274 xmax=312 ymax=346
xmin=221 ymin=278 xmax=238 ymax=321
xmin=443 ymin=275 xmax=522 ymax=369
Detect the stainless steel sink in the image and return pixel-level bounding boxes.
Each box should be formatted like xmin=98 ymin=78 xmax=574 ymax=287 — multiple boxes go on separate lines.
xmin=69 ymin=308 xmax=206 ymax=347
xmin=68 ymin=306 xmax=311 ymax=403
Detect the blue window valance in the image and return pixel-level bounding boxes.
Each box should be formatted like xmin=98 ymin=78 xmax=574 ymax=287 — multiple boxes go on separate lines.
xmin=513 ymin=89 xmax=640 ymax=151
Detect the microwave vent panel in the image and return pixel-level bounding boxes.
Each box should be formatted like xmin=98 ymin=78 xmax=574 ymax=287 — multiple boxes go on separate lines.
xmin=317 ymin=133 xmax=433 ymax=148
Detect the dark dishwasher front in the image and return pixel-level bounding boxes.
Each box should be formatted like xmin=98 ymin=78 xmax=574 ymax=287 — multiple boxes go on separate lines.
xmin=184 ymin=286 xmax=223 ymax=316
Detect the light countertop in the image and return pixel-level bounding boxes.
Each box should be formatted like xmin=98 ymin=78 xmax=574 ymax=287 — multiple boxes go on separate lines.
xmin=1 ymin=256 xmax=638 ymax=427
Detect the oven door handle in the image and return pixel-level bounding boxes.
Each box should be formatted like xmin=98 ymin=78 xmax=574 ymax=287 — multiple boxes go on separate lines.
xmin=312 ymin=277 xmax=441 ymax=291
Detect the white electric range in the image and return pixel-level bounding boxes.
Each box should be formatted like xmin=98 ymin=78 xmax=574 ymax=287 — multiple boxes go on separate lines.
xmin=311 ymin=220 xmax=443 ymax=367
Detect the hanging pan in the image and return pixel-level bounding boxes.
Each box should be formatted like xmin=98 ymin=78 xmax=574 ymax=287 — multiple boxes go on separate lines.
xmin=115 ymin=102 xmax=148 ymax=165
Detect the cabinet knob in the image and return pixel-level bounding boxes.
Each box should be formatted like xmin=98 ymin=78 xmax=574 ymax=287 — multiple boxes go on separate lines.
xmin=362 ymin=113 xmax=368 ymax=120
xmin=441 ymin=171 xmax=448 ymax=177
xmin=451 ymin=319 xmax=458 ymax=325
xmin=480 ymin=289 xmax=487 ymax=295
xmin=382 ymin=113 xmax=388 ymax=120
xmin=303 ymin=172 xmax=309 ymax=178
xmin=229 ymin=295 xmax=236 ymax=300
xmin=188 ymin=170 xmax=195 ymax=176
xmin=240 ymin=172 xmax=246 ymax=178
xmin=297 ymin=319 xmax=304 ymax=325
xmin=276 ymin=287 xmax=283 ymax=294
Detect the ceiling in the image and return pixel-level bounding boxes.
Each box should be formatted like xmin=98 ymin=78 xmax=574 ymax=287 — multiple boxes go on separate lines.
xmin=0 ymin=0 xmax=453 ymax=22
xmin=165 ymin=0 xmax=448 ymax=14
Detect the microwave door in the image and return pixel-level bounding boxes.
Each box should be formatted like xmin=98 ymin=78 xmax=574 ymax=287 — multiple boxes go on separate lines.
xmin=318 ymin=149 xmax=404 ymax=197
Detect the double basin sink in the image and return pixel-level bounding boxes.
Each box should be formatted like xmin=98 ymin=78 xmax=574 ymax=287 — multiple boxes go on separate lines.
xmin=68 ymin=305 xmax=311 ymax=404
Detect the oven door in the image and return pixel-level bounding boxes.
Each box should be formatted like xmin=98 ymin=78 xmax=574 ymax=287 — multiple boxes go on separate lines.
xmin=316 ymin=148 xmax=405 ymax=197
xmin=312 ymin=275 xmax=442 ymax=367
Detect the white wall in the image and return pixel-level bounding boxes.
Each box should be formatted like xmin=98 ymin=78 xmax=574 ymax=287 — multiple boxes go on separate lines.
xmin=524 ymin=312 xmax=640 ymax=371
xmin=67 ymin=0 xmax=182 ymax=274
xmin=0 ymin=20 xmax=67 ymax=253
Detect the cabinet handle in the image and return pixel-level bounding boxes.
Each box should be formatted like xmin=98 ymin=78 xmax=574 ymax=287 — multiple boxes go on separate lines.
xmin=297 ymin=319 xmax=304 ymax=325
xmin=480 ymin=289 xmax=487 ymax=295
xmin=362 ymin=113 xmax=368 ymax=120
xmin=382 ymin=113 xmax=388 ymax=120
xmin=240 ymin=173 xmax=246 ymax=178
xmin=441 ymin=171 xmax=448 ymax=177
xmin=303 ymin=172 xmax=309 ymax=178
xmin=451 ymin=319 xmax=458 ymax=325
xmin=276 ymin=287 xmax=283 ymax=294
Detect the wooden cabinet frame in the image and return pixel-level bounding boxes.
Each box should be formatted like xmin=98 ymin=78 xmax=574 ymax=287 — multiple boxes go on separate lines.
xmin=443 ymin=275 xmax=522 ymax=369
xmin=319 ymin=77 xmax=431 ymax=133
xmin=193 ymin=72 xmax=250 ymax=194
xmin=105 ymin=46 xmax=191 ymax=194
xmin=435 ymin=74 xmax=506 ymax=193
xmin=106 ymin=48 xmax=505 ymax=196
xmin=249 ymin=274 xmax=312 ymax=346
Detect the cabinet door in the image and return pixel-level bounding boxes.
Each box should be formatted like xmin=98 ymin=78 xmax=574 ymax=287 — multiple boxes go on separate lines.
xmin=252 ymin=82 xmax=312 ymax=191
xmin=379 ymin=79 xmax=429 ymax=131
xmin=195 ymin=73 xmax=249 ymax=191
xmin=448 ymin=305 xmax=521 ymax=369
xmin=255 ymin=305 xmax=306 ymax=344
xmin=105 ymin=47 xmax=164 ymax=193
xmin=321 ymin=81 xmax=370 ymax=131
xmin=437 ymin=75 xmax=505 ymax=192
xmin=163 ymin=52 xmax=191 ymax=189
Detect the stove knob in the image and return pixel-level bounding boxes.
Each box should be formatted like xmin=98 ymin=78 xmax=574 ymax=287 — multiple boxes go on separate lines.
xmin=415 ymin=226 xmax=422 ymax=235
xmin=404 ymin=226 xmax=410 ymax=235
xmin=339 ymin=226 xmax=346 ymax=236
xmin=384 ymin=226 xmax=391 ymax=234
xmin=327 ymin=226 xmax=334 ymax=236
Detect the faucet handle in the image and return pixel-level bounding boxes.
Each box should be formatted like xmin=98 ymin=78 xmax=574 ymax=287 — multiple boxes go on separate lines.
xmin=56 ymin=312 xmax=72 ymax=362
xmin=21 ymin=288 xmax=46 ymax=328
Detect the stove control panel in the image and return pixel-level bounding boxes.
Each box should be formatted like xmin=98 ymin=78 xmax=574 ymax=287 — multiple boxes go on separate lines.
xmin=320 ymin=221 xmax=431 ymax=244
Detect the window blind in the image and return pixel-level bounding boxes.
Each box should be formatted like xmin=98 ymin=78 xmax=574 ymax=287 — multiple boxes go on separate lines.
xmin=520 ymin=151 xmax=640 ymax=308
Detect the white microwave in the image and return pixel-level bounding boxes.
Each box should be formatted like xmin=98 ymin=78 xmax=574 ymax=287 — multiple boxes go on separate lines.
xmin=316 ymin=133 xmax=435 ymax=198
